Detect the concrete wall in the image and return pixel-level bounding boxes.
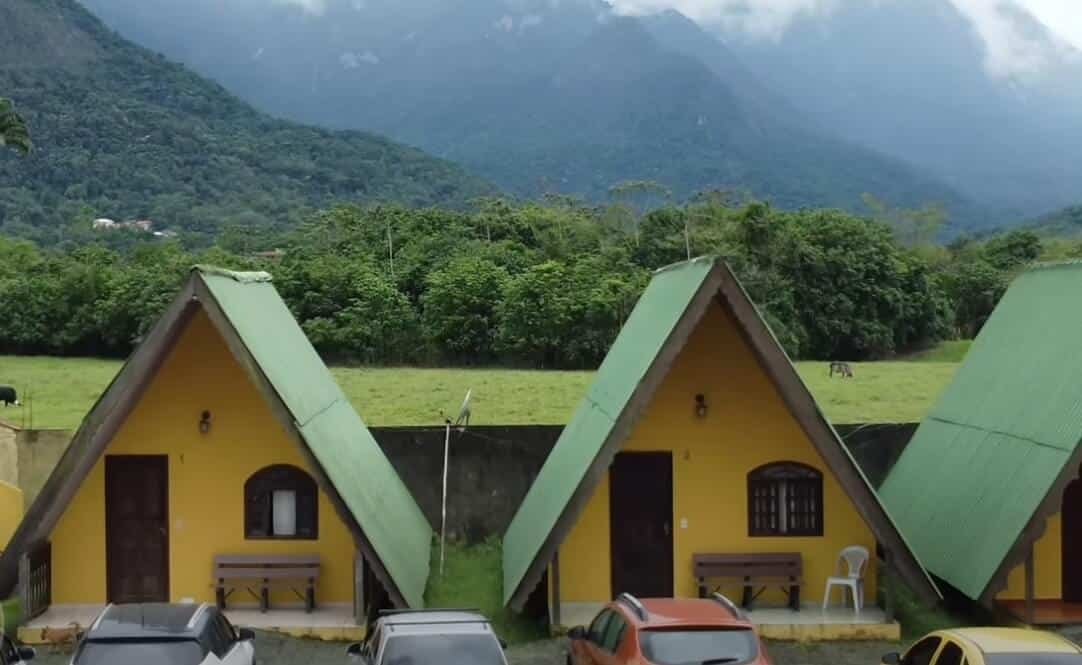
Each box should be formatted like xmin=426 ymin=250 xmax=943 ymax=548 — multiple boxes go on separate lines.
xmin=374 ymin=426 xmax=562 ymax=543
xmin=0 ymin=423 xmax=16 ymax=486
xmin=836 ymin=423 xmax=918 ymax=489
xmin=15 ymin=428 xmax=71 ymax=506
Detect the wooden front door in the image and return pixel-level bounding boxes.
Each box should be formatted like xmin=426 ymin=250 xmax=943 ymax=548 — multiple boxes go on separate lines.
xmin=609 ymin=452 xmax=673 ymax=598
xmin=106 ymin=455 xmax=169 ymax=603
xmin=1064 ymin=477 xmax=1082 ymax=602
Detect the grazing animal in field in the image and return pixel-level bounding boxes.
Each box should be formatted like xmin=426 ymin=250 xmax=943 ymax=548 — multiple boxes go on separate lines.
xmin=0 ymin=385 xmax=18 ymax=406
xmin=829 ymin=361 xmax=854 ymax=378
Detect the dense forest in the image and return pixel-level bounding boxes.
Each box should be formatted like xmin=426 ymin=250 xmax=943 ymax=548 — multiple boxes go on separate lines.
xmin=0 ymin=0 xmax=493 ymax=246
xmin=0 ymin=196 xmax=1052 ymax=367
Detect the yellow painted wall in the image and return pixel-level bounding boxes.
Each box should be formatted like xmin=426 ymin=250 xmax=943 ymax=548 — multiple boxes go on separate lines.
xmin=50 ymin=310 xmax=357 ymax=605
xmin=997 ymin=513 xmax=1062 ymax=601
xmin=0 ymin=480 xmax=23 ymax=553
xmin=558 ymin=303 xmax=878 ymax=605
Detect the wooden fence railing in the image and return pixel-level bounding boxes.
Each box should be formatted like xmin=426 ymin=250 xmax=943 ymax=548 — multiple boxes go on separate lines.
xmin=18 ymin=540 xmax=51 ymax=621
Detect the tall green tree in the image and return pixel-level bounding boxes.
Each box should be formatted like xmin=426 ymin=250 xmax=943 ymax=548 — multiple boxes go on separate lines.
xmin=0 ymin=98 xmax=31 ymax=154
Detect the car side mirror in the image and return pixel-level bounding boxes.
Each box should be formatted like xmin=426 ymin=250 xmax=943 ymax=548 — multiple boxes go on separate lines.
xmin=238 ymin=628 xmax=256 ymax=642
xmin=568 ymin=626 xmax=587 ymax=640
xmin=881 ymin=653 xmax=901 ymax=665
xmin=17 ymin=646 xmax=36 ymax=661
xmin=347 ymin=642 xmax=364 ymax=657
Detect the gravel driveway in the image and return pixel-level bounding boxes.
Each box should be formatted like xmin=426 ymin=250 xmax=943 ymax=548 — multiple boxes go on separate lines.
xmin=27 ymin=632 xmax=899 ymax=665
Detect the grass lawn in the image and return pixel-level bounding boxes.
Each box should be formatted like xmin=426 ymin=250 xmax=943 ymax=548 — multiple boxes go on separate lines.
xmin=425 ymin=539 xmax=547 ymax=645
xmin=906 ymin=340 xmax=972 ymax=363
xmin=0 ymin=355 xmax=958 ymax=430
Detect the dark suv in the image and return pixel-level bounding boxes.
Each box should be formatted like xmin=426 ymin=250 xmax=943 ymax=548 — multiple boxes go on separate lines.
xmin=72 ymin=603 xmax=255 ymax=665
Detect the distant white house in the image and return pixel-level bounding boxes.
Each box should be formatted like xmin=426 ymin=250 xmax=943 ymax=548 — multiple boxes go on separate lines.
xmin=92 ymin=218 xmax=117 ymax=230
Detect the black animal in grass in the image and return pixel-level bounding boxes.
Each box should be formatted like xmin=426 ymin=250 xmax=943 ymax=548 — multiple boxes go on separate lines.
xmin=829 ymin=361 xmax=854 ymax=378
xmin=0 ymin=385 xmax=19 ymax=406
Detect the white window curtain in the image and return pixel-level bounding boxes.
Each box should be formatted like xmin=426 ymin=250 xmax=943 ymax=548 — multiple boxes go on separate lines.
xmin=272 ymin=489 xmax=297 ymax=537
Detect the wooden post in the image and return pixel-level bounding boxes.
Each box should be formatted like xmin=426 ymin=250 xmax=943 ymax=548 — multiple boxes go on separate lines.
xmin=1025 ymin=545 xmax=1035 ymax=625
xmin=353 ymin=554 xmax=366 ymax=625
xmin=883 ymin=549 xmax=895 ymax=623
xmin=551 ymin=550 xmax=562 ymax=629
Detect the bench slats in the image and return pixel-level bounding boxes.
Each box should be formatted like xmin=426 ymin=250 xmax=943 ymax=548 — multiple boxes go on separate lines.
xmin=215 ymin=555 xmax=320 ymax=566
xmin=693 ymin=553 xmax=803 ymax=611
xmin=214 ymin=567 xmax=319 ymax=579
xmin=213 ymin=555 xmax=321 ymax=614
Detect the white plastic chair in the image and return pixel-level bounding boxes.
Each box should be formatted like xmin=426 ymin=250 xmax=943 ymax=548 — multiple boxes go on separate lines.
xmin=822 ymin=545 xmax=869 ymax=612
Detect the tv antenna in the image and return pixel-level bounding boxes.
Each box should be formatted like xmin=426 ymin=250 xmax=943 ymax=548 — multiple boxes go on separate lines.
xmin=440 ymin=389 xmax=472 ymax=576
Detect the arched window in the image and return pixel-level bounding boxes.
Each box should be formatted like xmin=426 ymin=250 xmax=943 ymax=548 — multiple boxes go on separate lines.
xmin=747 ymin=462 xmax=823 ymax=537
xmin=244 ymin=465 xmax=318 ymax=540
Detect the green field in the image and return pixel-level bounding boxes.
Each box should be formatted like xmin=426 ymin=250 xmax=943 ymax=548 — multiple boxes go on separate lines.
xmin=0 ymin=354 xmax=960 ymax=430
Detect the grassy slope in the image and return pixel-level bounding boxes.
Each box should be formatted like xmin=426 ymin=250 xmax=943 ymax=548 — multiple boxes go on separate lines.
xmin=425 ymin=539 xmax=547 ymax=645
xmin=0 ymin=356 xmax=960 ymax=430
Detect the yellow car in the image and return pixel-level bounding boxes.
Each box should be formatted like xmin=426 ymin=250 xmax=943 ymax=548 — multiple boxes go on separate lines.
xmin=882 ymin=628 xmax=1082 ymax=665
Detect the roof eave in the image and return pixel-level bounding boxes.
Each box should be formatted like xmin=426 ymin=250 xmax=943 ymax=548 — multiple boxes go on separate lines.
xmin=977 ymin=438 xmax=1082 ymax=605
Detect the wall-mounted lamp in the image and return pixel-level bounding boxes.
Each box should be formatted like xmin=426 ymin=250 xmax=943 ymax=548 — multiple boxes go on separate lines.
xmin=199 ymin=410 xmax=212 ymax=435
xmin=694 ymin=394 xmax=708 ymax=419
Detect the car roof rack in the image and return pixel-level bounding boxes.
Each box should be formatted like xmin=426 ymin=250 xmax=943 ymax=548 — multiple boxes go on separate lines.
xmin=378 ymin=608 xmax=482 ymax=616
xmin=616 ymin=593 xmax=648 ymax=621
xmin=711 ymin=592 xmax=747 ymax=620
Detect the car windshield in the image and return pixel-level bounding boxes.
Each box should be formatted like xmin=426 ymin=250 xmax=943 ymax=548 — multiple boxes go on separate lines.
xmin=640 ymin=628 xmax=758 ymax=665
xmin=985 ymin=656 xmax=1082 ymax=665
xmin=75 ymin=639 xmax=204 ymax=665
xmin=382 ymin=633 xmax=505 ymax=665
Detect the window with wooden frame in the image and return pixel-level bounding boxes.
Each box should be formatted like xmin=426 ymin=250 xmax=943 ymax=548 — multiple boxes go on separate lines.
xmin=747 ymin=462 xmax=823 ymax=537
xmin=244 ymin=464 xmax=318 ymax=540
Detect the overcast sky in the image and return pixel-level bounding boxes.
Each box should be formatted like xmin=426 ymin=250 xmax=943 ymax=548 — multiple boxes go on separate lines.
xmin=609 ymin=0 xmax=1081 ymax=76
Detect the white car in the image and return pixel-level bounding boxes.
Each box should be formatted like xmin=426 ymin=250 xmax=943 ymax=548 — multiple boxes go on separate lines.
xmin=0 ymin=632 xmax=35 ymax=665
xmin=347 ymin=609 xmax=508 ymax=665
xmin=71 ymin=603 xmax=255 ymax=665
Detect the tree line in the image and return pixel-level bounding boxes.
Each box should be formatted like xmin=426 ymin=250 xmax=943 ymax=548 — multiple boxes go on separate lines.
xmin=0 ymin=197 xmax=1049 ymax=367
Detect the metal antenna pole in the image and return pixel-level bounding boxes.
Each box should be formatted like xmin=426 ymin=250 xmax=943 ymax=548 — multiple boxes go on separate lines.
xmin=440 ymin=418 xmax=451 ymax=577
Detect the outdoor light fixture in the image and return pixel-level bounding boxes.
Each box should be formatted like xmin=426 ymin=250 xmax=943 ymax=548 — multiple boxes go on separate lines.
xmin=695 ymin=394 xmax=708 ymax=418
xmin=199 ymin=410 xmax=212 ymax=434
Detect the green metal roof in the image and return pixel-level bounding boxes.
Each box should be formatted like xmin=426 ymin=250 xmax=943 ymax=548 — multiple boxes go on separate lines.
xmin=199 ymin=268 xmax=432 ymax=608
xmin=880 ymin=261 xmax=1082 ymax=600
xmin=502 ymin=257 xmax=716 ymax=606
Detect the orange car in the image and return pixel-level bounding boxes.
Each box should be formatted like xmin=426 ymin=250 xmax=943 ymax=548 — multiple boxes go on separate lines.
xmin=567 ymin=593 xmax=772 ymax=665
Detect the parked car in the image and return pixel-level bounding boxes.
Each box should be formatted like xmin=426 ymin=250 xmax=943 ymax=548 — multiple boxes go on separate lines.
xmin=0 ymin=633 xmax=34 ymax=665
xmin=568 ymin=593 xmax=772 ymax=665
xmin=882 ymin=628 xmax=1082 ymax=665
xmin=71 ymin=603 xmax=255 ymax=665
xmin=346 ymin=609 xmax=508 ymax=665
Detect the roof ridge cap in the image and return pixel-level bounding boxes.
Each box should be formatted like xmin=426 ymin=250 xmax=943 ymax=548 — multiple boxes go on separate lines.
xmin=1026 ymin=259 xmax=1082 ymax=272
xmin=192 ymin=265 xmax=273 ymax=283
xmin=652 ymin=255 xmax=718 ymax=276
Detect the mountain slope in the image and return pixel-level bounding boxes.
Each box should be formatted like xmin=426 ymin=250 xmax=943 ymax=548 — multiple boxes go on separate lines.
xmin=74 ymin=0 xmax=984 ymax=227
xmin=717 ymin=0 xmax=1082 ymax=218
xmin=0 ymin=0 xmax=494 ymax=244
xmin=1025 ymin=205 xmax=1082 ymax=237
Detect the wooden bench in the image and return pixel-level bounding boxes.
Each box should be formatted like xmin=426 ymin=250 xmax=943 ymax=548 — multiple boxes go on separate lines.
xmin=213 ymin=554 xmax=320 ymax=613
xmin=693 ymin=553 xmax=803 ymax=611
